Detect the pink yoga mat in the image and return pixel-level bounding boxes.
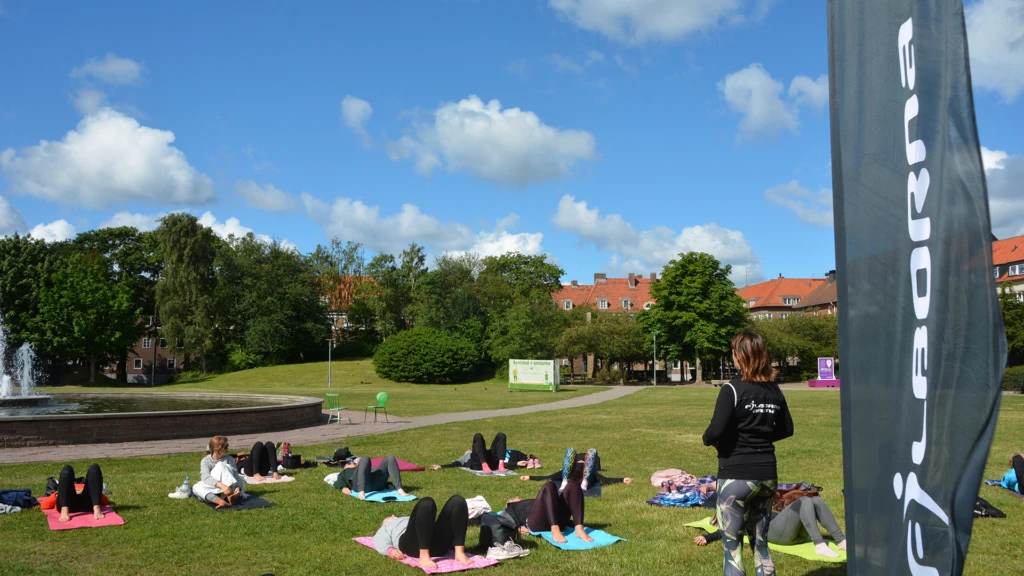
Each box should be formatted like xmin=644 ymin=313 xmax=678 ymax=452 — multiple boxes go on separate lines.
xmin=242 ymin=474 xmax=295 ymax=484
xmin=352 ymin=537 xmax=499 ymax=573
xmin=371 ymin=458 xmax=425 ymax=472
xmin=44 ymin=507 xmax=124 ymax=531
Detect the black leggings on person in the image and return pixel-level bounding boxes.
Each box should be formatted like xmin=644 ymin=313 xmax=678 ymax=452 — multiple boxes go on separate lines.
xmin=398 ymin=496 xmax=469 ymax=557
xmin=527 ymin=480 xmax=584 ymax=532
xmin=240 ymin=442 xmax=277 ymax=477
xmin=57 ymin=464 xmax=103 ymax=513
xmin=470 ymin=433 xmax=506 ymax=471
xmin=1014 ymin=455 xmax=1024 ymax=494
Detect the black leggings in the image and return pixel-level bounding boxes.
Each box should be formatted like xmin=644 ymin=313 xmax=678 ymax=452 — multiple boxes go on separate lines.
xmin=527 ymin=480 xmax=584 ymax=532
xmin=470 ymin=433 xmax=506 ymax=471
xmin=1013 ymin=455 xmax=1024 ymax=494
xmin=240 ymin=442 xmax=277 ymax=477
xmin=398 ymin=496 xmax=469 ymax=557
xmin=57 ymin=464 xmax=103 ymax=513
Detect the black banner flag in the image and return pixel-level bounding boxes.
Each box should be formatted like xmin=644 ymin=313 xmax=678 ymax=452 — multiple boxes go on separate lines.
xmin=828 ymin=1 xmax=1007 ymax=575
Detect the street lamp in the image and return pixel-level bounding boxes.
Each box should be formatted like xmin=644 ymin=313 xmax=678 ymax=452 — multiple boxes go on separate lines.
xmin=652 ymin=331 xmax=658 ymax=386
xmin=326 ymin=338 xmax=336 ymax=388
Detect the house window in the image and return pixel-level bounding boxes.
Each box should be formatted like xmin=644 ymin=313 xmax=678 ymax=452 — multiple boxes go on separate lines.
xmin=563 ymin=300 xmax=573 ymax=310
xmin=142 ymin=337 xmax=151 ymax=349
xmin=562 ymin=359 xmax=569 ymax=366
xmin=133 ymin=358 xmax=143 ymax=370
xmin=597 ymin=299 xmax=608 ymax=310
xmin=159 ymin=338 xmax=168 ymax=348
xmin=643 ymin=302 xmax=653 ymax=310
xmin=994 ymin=267 xmax=1000 ymax=279
xmin=766 ymin=313 xmax=773 ymax=319
xmin=672 ymin=360 xmax=681 ymax=369
xmin=1017 ymin=293 xmax=1024 ymax=303
xmin=1011 ymin=264 xmax=1024 ymax=277
xmin=167 ymin=358 xmax=176 ymax=370
xmin=748 ymin=300 xmax=756 ymax=307
xmin=782 ymin=297 xmax=800 ymax=306
xmin=781 ymin=313 xmax=789 ymax=319
xmin=147 ymin=315 xmax=154 ymax=326
xmin=621 ymin=299 xmax=632 ymax=311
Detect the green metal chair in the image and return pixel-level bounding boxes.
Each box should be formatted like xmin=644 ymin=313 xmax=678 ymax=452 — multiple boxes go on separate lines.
xmin=364 ymin=391 xmax=389 ymax=423
xmin=326 ymin=393 xmax=352 ymax=425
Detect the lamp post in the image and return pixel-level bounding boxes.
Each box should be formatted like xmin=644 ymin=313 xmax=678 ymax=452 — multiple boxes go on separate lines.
xmin=326 ymin=338 xmax=336 ymax=388
xmin=652 ymin=331 xmax=657 ymax=386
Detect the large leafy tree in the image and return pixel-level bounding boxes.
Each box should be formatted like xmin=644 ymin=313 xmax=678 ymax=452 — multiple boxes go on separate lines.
xmin=412 ymin=252 xmax=486 ymax=343
xmin=640 ymin=252 xmax=749 ymax=381
xmin=592 ymin=313 xmax=647 ymax=384
xmin=310 ymin=238 xmax=372 ymax=335
xmin=215 ymin=234 xmax=330 ymax=366
xmin=753 ymin=313 xmax=839 ymax=380
xmin=31 ymin=252 xmax=140 ymax=384
xmin=1000 ymin=285 xmax=1024 ymax=367
xmin=154 ymin=213 xmax=220 ymax=373
xmin=0 ymin=234 xmax=62 ymax=348
xmin=363 ymin=244 xmax=427 ymax=338
xmin=74 ymin=227 xmax=162 ymax=382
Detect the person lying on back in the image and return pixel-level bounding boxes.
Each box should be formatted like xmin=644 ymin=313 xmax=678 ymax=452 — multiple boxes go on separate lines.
xmin=332 ymin=454 xmax=409 ymax=500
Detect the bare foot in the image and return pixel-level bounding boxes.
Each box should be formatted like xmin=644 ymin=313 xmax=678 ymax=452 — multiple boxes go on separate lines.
xmin=253 ymin=474 xmax=265 ymax=482
xmin=507 ymin=497 xmax=522 ymax=503
xmin=58 ymin=511 xmax=71 ymax=522
xmin=454 ymin=551 xmax=472 ymax=565
xmin=94 ymin=510 xmax=106 ymax=520
xmin=418 ymin=558 xmax=438 ymax=570
xmin=227 ymin=492 xmax=241 ymax=506
xmin=214 ymin=498 xmax=230 ymax=509
xmin=520 ymin=475 xmax=530 ymax=481
xmin=551 ymin=526 xmax=568 ymax=543
xmin=430 ymin=465 xmax=441 ymax=471
xmin=358 ymin=491 xmax=366 ymax=500
xmin=575 ymin=526 xmax=594 ymax=543
xmin=396 ymin=489 xmax=409 ymax=497
xmin=624 ymin=478 xmax=634 ymax=485
xmin=272 ymin=472 xmax=281 ymax=480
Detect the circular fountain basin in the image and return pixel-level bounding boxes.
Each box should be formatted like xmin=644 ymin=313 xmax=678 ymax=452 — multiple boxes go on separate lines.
xmin=0 ymin=395 xmax=51 ymax=408
xmin=0 ymin=392 xmax=324 ymax=448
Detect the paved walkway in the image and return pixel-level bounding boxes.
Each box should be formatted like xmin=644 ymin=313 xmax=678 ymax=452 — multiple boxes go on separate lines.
xmin=4 ymin=386 xmax=646 ymax=464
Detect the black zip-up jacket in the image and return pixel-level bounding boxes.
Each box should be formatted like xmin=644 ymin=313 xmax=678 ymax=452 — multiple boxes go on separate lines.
xmin=702 ymin=377 xmax=794 ymax=480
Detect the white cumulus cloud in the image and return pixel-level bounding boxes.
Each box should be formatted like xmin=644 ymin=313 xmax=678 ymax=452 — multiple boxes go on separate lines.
xmin=70 ymin=53 xmax=144 ymax=85
xmin=0 ymin=108 xmax=215 ymax=208
xmin=0 ymin=195 xmax=27 ymax=236
xmin=764 ymin=180 xmax=833 ymax=227
xmin=341 ymin=95 xmax=374 ymax=148
xmin=302 ymin=193 xmax=544 ymax=257
xmin=99 ymin=211 xmax=162 ymax=232
xmin=233 ymin=180 xmax=297 ymax=213
xmin=29 ymin=219 xmax=76 ymax=242
xmin=548 ymin=0 xmax=770 ymax=45
xmin=983 ymin=147 xmax=1024 ymax=238
xmin=552 ymin=194 xmax=764 ymax=281
xmin=198 ymin=211 xmax=296 ymax=251
xmin=788 ymin=75 xmax=828 ymax=109
xmin=719 ymin=64 xmax=798 ymax=142
xmin=385 ymin=95 xmax=597 ymax=186
xmin=966 ymin=0 xmax=1024 ymax=103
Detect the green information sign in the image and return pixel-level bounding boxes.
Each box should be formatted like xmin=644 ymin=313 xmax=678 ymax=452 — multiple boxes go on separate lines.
xmin=508 ymin=359 xmax=560 ymax=392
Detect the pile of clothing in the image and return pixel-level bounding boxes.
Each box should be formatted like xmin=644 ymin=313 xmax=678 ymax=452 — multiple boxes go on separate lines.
xmin=0 ymin=489 xmax=39 ymax=514
xmin=646 ymin=469 xmax=717 ymax=508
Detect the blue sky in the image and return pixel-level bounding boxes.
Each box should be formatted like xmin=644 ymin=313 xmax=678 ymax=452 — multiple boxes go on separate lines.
xmin=1 ymin=0 xmax=1021 ymax=286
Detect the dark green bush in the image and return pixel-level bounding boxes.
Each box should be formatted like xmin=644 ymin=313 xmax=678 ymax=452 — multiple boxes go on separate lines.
xmin=227 ymin=345 xmax=262 ymax=372
xmin=373 ymin=328 xmax=480 ymax=383
xmin=1003 ymin=365 xmax=1024 ymax=392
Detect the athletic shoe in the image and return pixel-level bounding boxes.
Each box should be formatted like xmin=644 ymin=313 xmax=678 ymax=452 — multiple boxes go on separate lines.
xmin=503 ymin=540 xmax=530 ymax=558
xmin=486 ymin=543 xmax=519 ymax=560
xmin=533 ymin=458 xmax=541 ymax=469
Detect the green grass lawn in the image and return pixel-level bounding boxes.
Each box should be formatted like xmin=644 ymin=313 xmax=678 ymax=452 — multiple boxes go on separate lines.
xmin=43 ymin=359 xmax=607 ymax=417
xmin=1 ymin=389 xmax=1021 ymax=576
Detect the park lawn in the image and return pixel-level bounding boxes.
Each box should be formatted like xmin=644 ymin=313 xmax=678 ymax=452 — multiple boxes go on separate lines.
xmin=1 ymin=389 xmax=1021 ymax=576
xmin=41 ymin=358 xmax=608 ymax=417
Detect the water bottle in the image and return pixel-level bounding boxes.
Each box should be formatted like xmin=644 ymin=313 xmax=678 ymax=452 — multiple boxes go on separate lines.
xmin=179 ymin=476 xmax=190 ymax=495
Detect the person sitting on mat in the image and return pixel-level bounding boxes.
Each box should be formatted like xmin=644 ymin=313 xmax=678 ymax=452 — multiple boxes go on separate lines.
xmin=332 ymin=454 xmax=409 ymax=500
xmin=693 ymin=495 xmax=847 ymax=558
xmin=520 ymin=447 xmax=633 ymax=489
xmin=500 ymin=480 xmax=593 ymax=544
xmin=236 ymin=441 xmax=281 ymax=482
xmin=429 ymin=432 xmax=532 ymax=472
xmin=55 ymin=463 xmax=106 ymax=522
xmin=373 ymin=495 xmax=472 ymax=569
xmin=193 ymin=435 xmax=247 ymax=509
xmin=1003 ymin=452 xmax=1024 ymax=494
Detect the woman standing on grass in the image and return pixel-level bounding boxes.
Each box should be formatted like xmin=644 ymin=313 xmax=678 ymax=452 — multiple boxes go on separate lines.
xmin=703 ymin=330 xmax=794 ymax=576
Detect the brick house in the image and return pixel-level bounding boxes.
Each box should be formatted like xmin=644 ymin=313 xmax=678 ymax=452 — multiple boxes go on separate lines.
xmin=993 ymin=234 xmax=1024 ymax=300
xmin=553 ymin=272 xmax=687 ymax=382
xmin=793 ymin=270 xmax=838 ymax=316
xmin=735 ymin=275 xmax=828 ymax=320
xmin=102 ymin=316 xmax=186 ymax=385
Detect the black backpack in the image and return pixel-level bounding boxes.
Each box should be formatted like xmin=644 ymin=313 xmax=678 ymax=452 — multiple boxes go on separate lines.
xmin=478 ymin=513 xmax=520 ymax=549
xmin=973 ymin=497 xmax=1006 ymax=518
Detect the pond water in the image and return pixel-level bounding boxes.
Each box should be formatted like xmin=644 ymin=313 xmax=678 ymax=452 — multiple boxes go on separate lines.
xmin=0 ymin=393 xmax=287 ymax=417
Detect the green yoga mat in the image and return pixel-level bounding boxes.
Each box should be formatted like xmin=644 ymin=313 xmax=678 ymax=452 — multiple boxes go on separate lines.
xmin=685 ymin=517 xmax=846 ymax=563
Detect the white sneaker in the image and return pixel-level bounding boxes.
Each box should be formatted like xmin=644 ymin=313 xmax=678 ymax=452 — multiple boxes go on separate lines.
xmin=168 ymin=491 xmax=189 ymax=499
xmin=503 ymin=540 xmax=530 ymax=558
xmin=486 ymin=544 xmax=518 ymax=560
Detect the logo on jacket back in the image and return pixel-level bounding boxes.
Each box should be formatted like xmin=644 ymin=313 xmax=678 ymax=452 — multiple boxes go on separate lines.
xmin=743 ymin=400 xmax=778 ymax=414
xmin=893 ymin=16 xmax=950 ymax=576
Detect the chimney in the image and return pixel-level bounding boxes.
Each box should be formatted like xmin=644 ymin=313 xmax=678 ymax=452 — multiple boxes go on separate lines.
xmin=778 ymin=273 xmax=783 ymax=279
xmin=827 ymin=270 xmax=836 ymax=284
xmin=571 ymin=280 xmax=578 ymax=288
xmin=628 ymin=273 xmax=636 ymax=288
xmin=650 ymin=273 xmax=657 ymax=281
xmin=594 ymin=273 xmax=607 ymax=283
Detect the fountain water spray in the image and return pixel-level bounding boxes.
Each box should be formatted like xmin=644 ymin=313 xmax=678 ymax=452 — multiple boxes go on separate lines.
xmin=0 ymin=311 xmax=10 ymax=398
xmin=14 ymin=342 xmax=35 ymax=397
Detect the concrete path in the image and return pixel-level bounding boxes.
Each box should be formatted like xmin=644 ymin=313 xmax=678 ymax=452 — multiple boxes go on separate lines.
xmin=3 ymin=386 xmax=646 ymax=464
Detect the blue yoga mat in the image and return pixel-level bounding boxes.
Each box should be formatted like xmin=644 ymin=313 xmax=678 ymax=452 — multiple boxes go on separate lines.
xmin=529 ymin=526 xmax=625 ymax=550
xmin=346 ymin=489 xmax=417 ymax=503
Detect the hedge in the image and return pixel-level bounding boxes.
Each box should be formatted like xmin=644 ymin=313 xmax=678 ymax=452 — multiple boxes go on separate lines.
xmin=1004 ymin=365 xmax=1024 ymax=392
xmin=373 ymin=328 xmax=480 ymax=384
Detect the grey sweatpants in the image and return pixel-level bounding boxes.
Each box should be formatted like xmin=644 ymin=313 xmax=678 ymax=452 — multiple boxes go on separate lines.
xmin=767 ymin=496 xmax=845 ymax=545
xmin=354 ymin=454 xmax=403 ymax=493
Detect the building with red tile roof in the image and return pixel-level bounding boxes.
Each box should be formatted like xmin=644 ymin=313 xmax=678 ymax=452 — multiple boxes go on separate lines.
xmin=993 ymin=234 xmax=1024 ymax=299
xmin=736 ymin=275 xmax=827 ymax=320
xmin=793 ymin=271 xmax=838 ymax=316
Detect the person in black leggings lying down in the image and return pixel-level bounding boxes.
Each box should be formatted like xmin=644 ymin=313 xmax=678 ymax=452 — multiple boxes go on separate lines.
xmin=237 ymin=441 xmax=281 ymax=481
xmin=57 ymin=463 xmax=105 ymax=522
xmin=429 ymin=432 xmax=530 ymax=473
xmin=500 ymin=480 xmax=593 ymax=544
xmin=372 ymin=495 xmax=472 ymax=569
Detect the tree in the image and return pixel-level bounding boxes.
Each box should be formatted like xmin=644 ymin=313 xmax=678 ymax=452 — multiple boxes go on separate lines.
xmin=592 ymin=313 xmax=647 ymax=384
xmin=155 ymin=213 xmax=220 ymax=373
xmin=476 ymin=253 xmax=563 ymax=312
xmin=1000 ymin=285 xmax=1024 ymax=367
xmin=31 ymin=252 xmax=140 ymax=384
xmin=310 ymin=238 xmax=370 ymax=336
xmin=362 ymin=244 xmax=427 ymax=338
xmin=0 ymin=234 xmax=62 ymax=348
xmin=74 ymin=227 xmax=162 ymax=382
xmin=754 ymin=313 xmax=839 ymax=380
xmin=411 ymin=252 xmax=486 ymax=343
xmin=640 ymin=252 xmax=749 ymax=382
